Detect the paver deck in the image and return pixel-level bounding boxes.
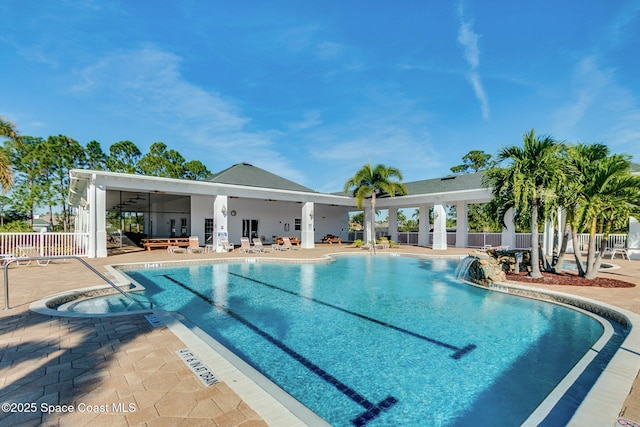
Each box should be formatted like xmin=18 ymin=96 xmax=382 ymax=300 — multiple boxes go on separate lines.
xmin=1 ymin=244 xmax=639 ymax=426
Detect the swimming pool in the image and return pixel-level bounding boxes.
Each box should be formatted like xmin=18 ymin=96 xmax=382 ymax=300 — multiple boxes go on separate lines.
xmin=123 ymin=256 xmax=615 ymax=426
xmin=62 ymin=291 xmax=151 ymax=313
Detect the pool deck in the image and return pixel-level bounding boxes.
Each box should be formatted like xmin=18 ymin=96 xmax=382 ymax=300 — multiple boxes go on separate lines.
xmin=1 ymin=244 xmax=639 ymax=426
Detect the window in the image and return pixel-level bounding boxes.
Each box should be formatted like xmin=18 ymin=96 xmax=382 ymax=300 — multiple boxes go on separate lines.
xmin=205 ymin=219 xmax=213 ymax=243
xmin=294 ymin=218 xmax=301 ymax=231
xmin=243 ymin=219 xmax=259 ymax=239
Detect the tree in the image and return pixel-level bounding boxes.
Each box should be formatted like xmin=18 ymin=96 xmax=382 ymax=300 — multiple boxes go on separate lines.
xmin=183 ymin=160 xmax=211 ymax=180
xmin=344 ymin=163 xmax=407 ymax=254
xmin=9 ymin=136 xmax=47 ymax=226
xmin=136 ymin=142 xmax=211 ymax=179
xmin=137 ymin=142 xmax=182 ymax=178
xmin=0 ymin=116 xmax=19 ymax=192
xmin=85 ymin=140 xmax=107 ymax=170
xmin=451 ymin=150 xmax=493 ymax=174
xmin=484 ymin=130 xmax=565 ymax=278
xmin=106 ymin=140 xmax=142 ymax=173
xmin=48 ymin=135 xmax=86 ymax=231
xmin=567 ymin=145 xmax=640 ymax=279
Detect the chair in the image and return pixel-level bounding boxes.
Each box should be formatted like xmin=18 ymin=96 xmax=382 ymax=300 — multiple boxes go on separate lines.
xmin=282 ymin=237 xmax=301 ymax=250
xmin=221 ymin=240 xmax=235 ymax=252
xmin=607 ymin=243 xmax=630 ymax=260
xmin=187 ymin=236 xmax=205 ymax=254
xmin=0 ymin=253 xmax=15 ymax=266
xmin=17 ymin=245 xmax=50 ymax=266
xmin=239 ymin=237 xmax=258 ymax=253
xmin=253 ymin=238 xmax=274 ymax=252
xmin=376 ymin=240 xmax=390 ymax=250
xmin=167 ymin=245 xmax=187 ymax=254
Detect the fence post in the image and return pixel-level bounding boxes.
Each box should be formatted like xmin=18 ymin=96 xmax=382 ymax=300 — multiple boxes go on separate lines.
xmin=39 ymin=229 xmax=46 ymax=257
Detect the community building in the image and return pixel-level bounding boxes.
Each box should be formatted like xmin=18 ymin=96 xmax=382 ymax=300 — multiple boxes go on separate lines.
xmin=68 ymin=162 xmax=499 ymax=258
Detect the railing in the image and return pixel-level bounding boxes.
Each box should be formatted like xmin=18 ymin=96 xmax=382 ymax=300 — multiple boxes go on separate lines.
xmin=0 ymin=232 xmax=89 ymax=257
xmin=572 ymin=233 xmax=627 ymax=252
xmin=3 ymin=255 xmax=148 ymax=310
xmin=515 ymin=233 xmax=532 ymax=249
xmin=397 ymin=232 xmax=419 ymax=245
xmin=468 ymin=233 xmax=502 ymax=248
xmin=354 ymin=230 xmax=628 ymax=251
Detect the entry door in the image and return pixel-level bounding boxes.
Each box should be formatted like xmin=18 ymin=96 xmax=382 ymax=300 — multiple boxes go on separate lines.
xmin=242 ymin=219 xmax=259 ymax=240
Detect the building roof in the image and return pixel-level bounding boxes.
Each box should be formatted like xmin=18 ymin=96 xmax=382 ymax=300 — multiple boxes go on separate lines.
xmin=383 ymin=172 xmax=485 ymax=197
xmin=206 ymin=162 xmax=317 ymax=193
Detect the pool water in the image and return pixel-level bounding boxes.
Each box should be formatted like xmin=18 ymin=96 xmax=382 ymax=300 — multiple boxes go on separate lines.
xmin=66 ymin=292 xmax=151 ymax=313
xmin=124 ymin=257 xmax=607 ymax=426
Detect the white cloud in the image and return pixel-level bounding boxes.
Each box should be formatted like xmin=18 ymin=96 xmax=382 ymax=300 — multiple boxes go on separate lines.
xmin=550 ymin=2 xmax=640 ymax=164
xmin=304 ymin=105 xmax=442 ymax=191
xmin=71 ymin=44 xmax=307 ymax=182
xmin=285 ymin=111 xmax=323 ymax=131
xmin=457 ymin=22 xmax=480 ymax=69
xmin=467 ymin=72 xmax=490 ymax=121
xmin=456 ymin=3 xmax=490 ymax=120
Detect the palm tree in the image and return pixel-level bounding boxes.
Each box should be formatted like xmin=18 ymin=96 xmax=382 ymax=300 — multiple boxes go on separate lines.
xmin=570 ymin=147 xmax=640 ymax=279
xmin=484 ymin=129 xmax=565 ymax=278
xmin=0 ymin=117 xmax=19 ymax=193
xmin=344 ymin=163 xmax=407 ymax=254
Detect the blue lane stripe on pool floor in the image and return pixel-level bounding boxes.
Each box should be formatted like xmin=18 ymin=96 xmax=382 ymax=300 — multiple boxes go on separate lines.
xmin=161 ymin=274 xmax=398 ymax=426
xmin=227 ymin=271 xmax=477 ymax=360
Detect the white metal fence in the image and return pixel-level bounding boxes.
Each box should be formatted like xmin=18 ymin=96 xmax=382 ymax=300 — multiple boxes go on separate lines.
xmin=397 ymin=232 xmax=419 ymax=244
xmin=349 ymin=230 xmax=627 ymax=252
xmin=468 ymin=232 xmax=502 ymax=248
xmin=0 ymin=232 xmax=90 ymax=258
xmin=571 ymin=233 xmax=627 ymax=252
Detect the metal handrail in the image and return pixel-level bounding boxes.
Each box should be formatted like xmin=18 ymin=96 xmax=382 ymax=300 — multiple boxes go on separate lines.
xmin=3 ymin=255 xmax=139 ymax=310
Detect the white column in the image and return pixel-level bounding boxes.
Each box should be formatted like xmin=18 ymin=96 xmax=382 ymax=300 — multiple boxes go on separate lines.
xmin=543 ymin=219 xmax=554 ymax=256
xmin=213 ymin=195 xmax=228 ymax=252
xmin=432 ymin=203 xmax=447 ymax=250
xmin=87 ymin=180 xmax=96 ymax=258
xmin=95 ymin=182 xmax=107 ymax=258
xmin=455 ymin=202 xmax=468 ymax=248
xmin=388 ymin=207 xmax=398 ymax=243
xmin=501 ymin=207 xmax=516 ymax=249
xmin=364 ymin=206 xmax=374 ymax=244
xmin=301 ymin=202 xmax=315 ymax=249
xmin=418 ymin=204 xmax=429 ymax=247
xmin=558 ymin=207 xmax=567 ymax=246
xmin=86 ymin=176 xmax=107 ymax=258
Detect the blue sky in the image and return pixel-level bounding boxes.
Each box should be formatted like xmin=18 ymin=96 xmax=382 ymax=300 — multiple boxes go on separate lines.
xmin=2 ymin=1 xmax=639 ymax=192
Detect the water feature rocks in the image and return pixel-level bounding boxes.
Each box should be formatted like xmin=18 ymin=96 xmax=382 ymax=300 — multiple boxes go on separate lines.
xmin=465 ymin=250 xmax=506 ymax=285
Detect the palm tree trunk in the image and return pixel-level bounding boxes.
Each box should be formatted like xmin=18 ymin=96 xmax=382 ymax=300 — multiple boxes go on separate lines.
xmin=529 ymin=201 xmax=542 ymax=278
xmin=585 ymin=217 xmax=599 ymax=279
xmin=570 ymin=226 xmax=586 ymax=276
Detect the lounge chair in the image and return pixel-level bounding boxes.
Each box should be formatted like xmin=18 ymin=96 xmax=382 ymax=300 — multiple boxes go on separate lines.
xmin=187 ymin=236 xmax=205 ymax=254
xmin=239 ymin=237 xmax=258 ymax=253
xmin=361 ymin=239 xmax=390 ymax=251
xmin=376 ymin=240 xmax=390 ymax=250
xmin=253 ymin=238 xmax=274 ymax=252
xmin=605 ymin=243 xmax=629 ymax=260
xmin=17 ymin=245 xmax=51 ymax=266
xmin=0 ymin=253 xmax=15 ymax=266
xmin=282 ymin=237 xmax=301 ymax=250
xmin=167 ymin=245 xmax=187 ymax=254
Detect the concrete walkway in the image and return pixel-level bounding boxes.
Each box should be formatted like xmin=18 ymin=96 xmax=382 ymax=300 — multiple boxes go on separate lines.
xmin=1 ymin=244 xmax=639 ymax=426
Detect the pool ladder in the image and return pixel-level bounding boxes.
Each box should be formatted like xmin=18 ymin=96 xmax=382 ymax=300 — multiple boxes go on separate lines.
xmin=3 ymin=255 xmax=147 ymax=310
